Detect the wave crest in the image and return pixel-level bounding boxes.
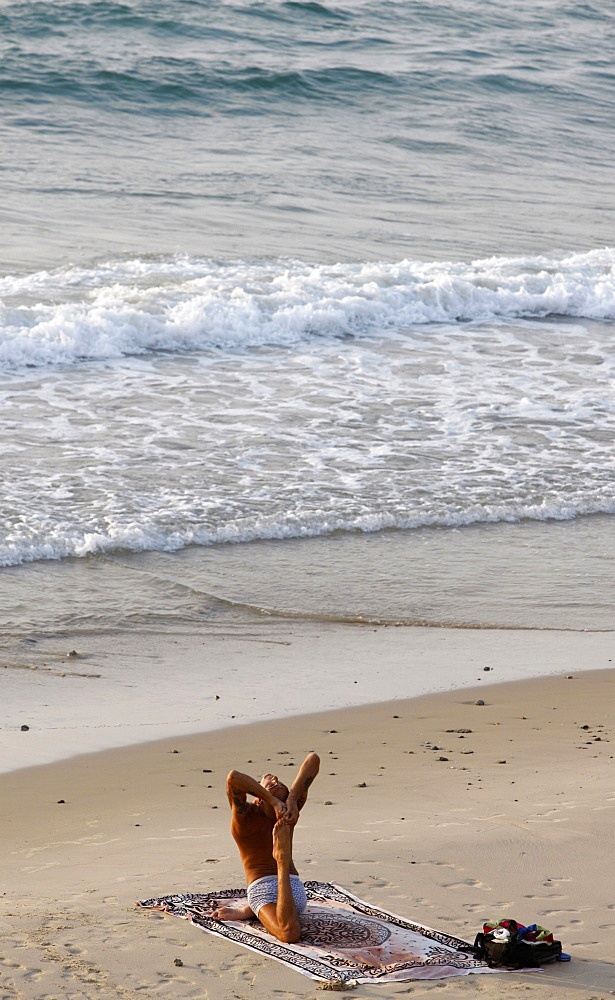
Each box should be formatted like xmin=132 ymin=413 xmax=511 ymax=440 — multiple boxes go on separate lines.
xmin=1 ymin=248 xmax=615 ymax=369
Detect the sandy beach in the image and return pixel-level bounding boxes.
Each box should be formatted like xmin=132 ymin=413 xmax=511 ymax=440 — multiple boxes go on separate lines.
xmin=1 ymin=627 xmax=613 ymax=1000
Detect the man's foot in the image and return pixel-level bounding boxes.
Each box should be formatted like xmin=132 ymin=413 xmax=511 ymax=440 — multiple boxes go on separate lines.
xmin=272 ymin=818 xmax=293 ymax=864
xmin=211 ymin=902 xmax=253 ymax=922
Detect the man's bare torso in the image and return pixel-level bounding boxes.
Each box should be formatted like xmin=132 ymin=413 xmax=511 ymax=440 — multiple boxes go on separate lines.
xmin=231 ymin=802 xmax=298 ymax=885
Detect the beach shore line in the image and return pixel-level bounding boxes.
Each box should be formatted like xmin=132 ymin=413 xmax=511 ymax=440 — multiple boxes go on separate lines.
xmin=1 ymin=620 xmax=613 ymax=774
xmin=1 ymin=643 xmax=613 ymax=999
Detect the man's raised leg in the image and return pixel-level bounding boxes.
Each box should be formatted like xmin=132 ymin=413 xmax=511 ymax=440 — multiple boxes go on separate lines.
xmin=256 ymin=820 xmax=301 ymax=943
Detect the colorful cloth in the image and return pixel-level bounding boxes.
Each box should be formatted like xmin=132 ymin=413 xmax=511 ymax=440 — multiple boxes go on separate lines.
xmin=138 ymin=881 xmax=495 ymax=984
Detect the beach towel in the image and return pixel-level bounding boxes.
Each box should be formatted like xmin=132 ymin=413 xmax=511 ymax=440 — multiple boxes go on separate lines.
xmin=138 ymin=880 xmax=495 ymax=984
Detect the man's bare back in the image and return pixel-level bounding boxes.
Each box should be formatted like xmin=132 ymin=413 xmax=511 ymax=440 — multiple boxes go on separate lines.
xmin=211 ymin=753 xmax=320 ymax=943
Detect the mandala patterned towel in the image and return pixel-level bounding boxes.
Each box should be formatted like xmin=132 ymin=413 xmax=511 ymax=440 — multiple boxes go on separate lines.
xmin=137 ymin=881 xmax=495 ymax=984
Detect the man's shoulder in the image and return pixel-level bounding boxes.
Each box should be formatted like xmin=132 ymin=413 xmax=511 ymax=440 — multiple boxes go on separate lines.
xmin=231 ymin=800 xmax=263 ymax=822
xmin=230 ymin=801 xmax=271 ymax=844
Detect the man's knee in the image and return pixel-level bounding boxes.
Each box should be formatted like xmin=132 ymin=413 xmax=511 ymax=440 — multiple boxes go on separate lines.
xmin=276 ymin=921 xmax=301 ymax=944
xmin=257 ymin=905 xmax=301 ymax=944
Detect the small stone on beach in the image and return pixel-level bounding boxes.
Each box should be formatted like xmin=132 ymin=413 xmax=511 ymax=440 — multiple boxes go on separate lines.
xmin=20 ymin=724 xmax=29 ymax=731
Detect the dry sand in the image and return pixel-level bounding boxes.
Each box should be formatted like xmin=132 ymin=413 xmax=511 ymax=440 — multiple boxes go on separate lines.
xmin=1 ymin=662 xmax=614 ymax=999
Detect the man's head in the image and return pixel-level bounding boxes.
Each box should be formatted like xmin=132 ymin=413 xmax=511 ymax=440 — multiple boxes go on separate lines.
xmin=260 ymin=773 xmax=289 ymax=801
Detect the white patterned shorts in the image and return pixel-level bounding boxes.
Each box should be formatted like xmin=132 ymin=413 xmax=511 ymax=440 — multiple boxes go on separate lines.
xmin=247 ymin=874 xmax=307 ymax=917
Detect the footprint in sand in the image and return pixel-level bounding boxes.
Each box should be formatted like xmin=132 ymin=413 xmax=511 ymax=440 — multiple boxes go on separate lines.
xmin=443 ymin=879 xmax=491 ymax=891
xmin=222 ymin=953 xmax=258 ymax=983
xmin=0 ymin=957 xmax=24 ymax=969
xmin=22 ymin=967 xmax=44 ymax=982
xmin=463 ymin=900 xmax=512 ymax=914
xmin=463 ymin=902 xmax=488 ymax=914
xmin=540 ymin=907 xmax=590 ymax=916
xmin=63 ymin=944 xmax=85 ymax=956
xmin=0 ymin=954 xmax=43 ymax=982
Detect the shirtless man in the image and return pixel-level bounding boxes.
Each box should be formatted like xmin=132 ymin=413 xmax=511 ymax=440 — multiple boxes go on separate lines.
xmin=211 ymin=752 xmax=320 ymax=943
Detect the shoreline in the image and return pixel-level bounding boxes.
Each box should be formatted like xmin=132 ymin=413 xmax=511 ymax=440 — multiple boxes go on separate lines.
xmin=1 ymin=621 xmax=614 ymax=775
xmin=4 ymin=660 xmax=615 ymax=783
xmin=1 ymin=667 xmax=613 ymax=998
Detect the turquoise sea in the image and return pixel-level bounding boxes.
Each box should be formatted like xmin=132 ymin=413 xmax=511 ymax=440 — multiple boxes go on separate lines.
xmin=1 ymin=1 xmax=614 ymax=675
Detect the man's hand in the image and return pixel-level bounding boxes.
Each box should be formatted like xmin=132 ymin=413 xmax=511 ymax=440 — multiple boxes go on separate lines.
xmin=282 ymin=795 xmax=300 ymax=825
xmin=272 ymin=797 xmax=288 ymax=821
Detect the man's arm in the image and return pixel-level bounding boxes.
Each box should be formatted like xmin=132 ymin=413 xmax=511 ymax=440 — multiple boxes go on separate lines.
xmin=285 ymin=752 xmax=320 ymax=823
xmin=225 ymin=769 xmax=288 ymax=819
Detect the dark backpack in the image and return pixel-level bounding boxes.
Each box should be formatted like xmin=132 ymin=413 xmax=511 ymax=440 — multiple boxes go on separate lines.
xmin=473 ymin=919 xmax=563 ymax=968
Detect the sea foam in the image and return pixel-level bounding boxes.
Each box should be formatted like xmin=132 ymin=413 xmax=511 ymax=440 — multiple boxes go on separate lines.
xmin=1 ymin=248 xmax=614 ymax=370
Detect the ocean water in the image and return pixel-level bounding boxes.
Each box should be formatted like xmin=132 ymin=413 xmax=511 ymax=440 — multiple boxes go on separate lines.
xmin=2 ymin=0 xmax=615 ymax=662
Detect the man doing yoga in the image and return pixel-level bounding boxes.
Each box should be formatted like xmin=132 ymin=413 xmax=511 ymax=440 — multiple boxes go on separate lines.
xmin=211 ymin=752 xmax=320 ymax=943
